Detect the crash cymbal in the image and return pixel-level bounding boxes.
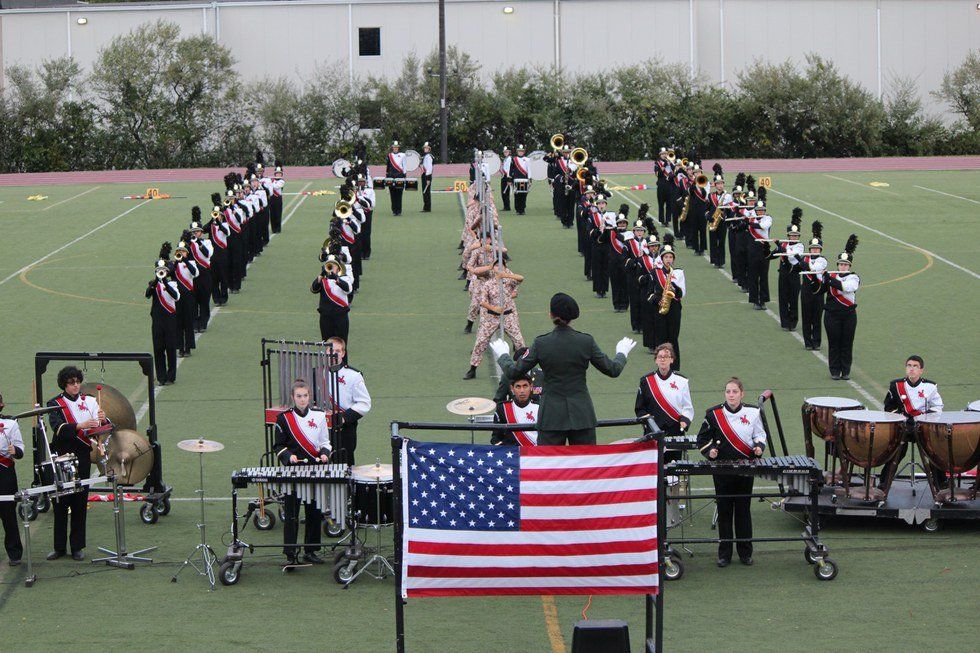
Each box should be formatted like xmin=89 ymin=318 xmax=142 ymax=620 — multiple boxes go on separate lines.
xmin=446 ymin=397 xmax=495 ymax=416
xmin=351 ymin=463 xmax=393 ymax=480
xmin=177 ymin=438 xmax=225 ymax=453
xmin=82 ymin=382 xmax=137 ymax=432
xmin=102 ymin=429 xmax=154 ymax=485
xmin=10 ymin=405 xmax=60 ymax=420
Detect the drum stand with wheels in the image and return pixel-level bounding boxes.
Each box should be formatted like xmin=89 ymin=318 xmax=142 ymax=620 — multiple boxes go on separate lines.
xmin=93 ymin=470 xmax=156 ymax=569
xmin=334 ymin=475 xmax=395 ymax=586
xmin=171 ymin=442 xmax=220 ymax=590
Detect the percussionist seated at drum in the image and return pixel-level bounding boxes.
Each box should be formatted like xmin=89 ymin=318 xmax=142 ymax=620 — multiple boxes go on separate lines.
xmin=46 ymin=366 xmax=108 ymax=562
xmin=881 ymin=355 xmax=944 ymax=488
xmin=273 ymin=379 xmax=331 ymax=568
xmin=696 ymin=377 xmax=766 ymax=568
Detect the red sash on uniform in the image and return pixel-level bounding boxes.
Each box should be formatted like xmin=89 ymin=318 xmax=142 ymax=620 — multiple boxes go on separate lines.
xmin=645 ymin=375 xmax=682 ymax=422
xmin=175 ymin=264 xmax=194 ymax=292
xmin=611 ymin=234 xmax=625 ymax=254
xmin=191 ymin=242 xmax=210 ymax=269
xmin=711 ymin=193 xmax=721 ymax=207
xmin=501 ymin=402 xmax=536 ymax=447
xmin=0 ymin=424 xmax=13 ymax=466
xmin=225 ymin=209 xmax=242 ymax=233
xmin=654 ymin=268 xmax=669 ymax=290
xmin=282 ymin=411 xmax=320 ymax=458
xmin=155 ymin=283 xmax=177 ymax=314
xmin=341 ymin=224 xmax=356 ymax=244
xmin=512 ymin=159 xmax=528 ymax=176
xmin=54 ymin=395 xmax=94 ymax=445
xmin=747 ymin=218 xmax=766 ymax=240
xmin=558 ymin=158 xmax=569 ymax=174
xmin=693 ymin=187 xmax=707 ymax=201
xmin=828 ymin=285 xmax=854 ymax=307
xmin=211 ymin=223 xmax=228 ymax=249
xmin=388 ymin=152 xmax=404 ymax=173
xmin=713 ymin=408 xmax=753 ymax=458
xmin=321 ymin=279 xmax=349 ymax=308
xmin=895 ymin=381 xmax=923 ymax=417
xmin=628 ymin=239 xmax=644 ymax=257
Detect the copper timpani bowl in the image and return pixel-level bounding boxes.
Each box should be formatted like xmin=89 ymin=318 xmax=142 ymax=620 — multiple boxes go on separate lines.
xmin=914 ymin=411 xmax=980 ymax=476
xmin=804 ymin=396 xmax=864 ymax=441
xmin=833 ymin=410 xmax=907 ymax=469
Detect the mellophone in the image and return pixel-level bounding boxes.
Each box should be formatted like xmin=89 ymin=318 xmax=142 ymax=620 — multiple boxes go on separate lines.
xmin=232 ymin=464 xmax=350 ymax=530
xmin=665 ymin=455 xmax=821 ymax=495
xmin=372 ymin=178 xmax=419 ymax=190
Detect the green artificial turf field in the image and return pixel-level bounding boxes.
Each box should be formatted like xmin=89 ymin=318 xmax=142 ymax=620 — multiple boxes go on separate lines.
xmin=0 ymin=170 xmax=977 ymax=652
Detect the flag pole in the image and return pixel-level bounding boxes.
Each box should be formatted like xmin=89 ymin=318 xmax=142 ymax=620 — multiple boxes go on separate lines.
xmin=392 ymin=425 xmax=406 ymax=653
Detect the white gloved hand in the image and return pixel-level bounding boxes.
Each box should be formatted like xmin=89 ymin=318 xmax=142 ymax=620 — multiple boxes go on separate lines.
xmin=489 ymin=339 xmax=510 ymax=360
xmin=615 ymin=337 xmax=637 ymax=357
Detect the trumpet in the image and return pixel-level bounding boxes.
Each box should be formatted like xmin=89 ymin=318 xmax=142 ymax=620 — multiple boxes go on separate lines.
xmin=695 ymin=173 xmax=708 ymax=188
xmin=323 ymin=258 xmax=347 ymax=277
xmin=334 ymin=200 xmax=353 ymax=219
xmin=155 ymin=268 xmax=168 ymax=280
xmin=223 ymin=196 xmax=233 ymax=207
xmin=570 ymin=147 xmax=588 ymax=166
xmin=550 ymin=133 xmax=565 ymax=151
xmin=174 ymin=249 xmax=186 ymax=262
xmin=211 ymin=209 xmax=221 ymax=220
xmin=666 ymin=149 xmax=676 ymax=163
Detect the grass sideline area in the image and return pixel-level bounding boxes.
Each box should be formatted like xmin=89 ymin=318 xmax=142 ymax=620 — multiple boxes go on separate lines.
xmin=0 ymin=169 xmax=977 ymax=652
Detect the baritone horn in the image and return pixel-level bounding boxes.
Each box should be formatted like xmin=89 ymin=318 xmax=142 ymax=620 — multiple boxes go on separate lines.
xmin=570 ymin=147 xmax=588 ymax=166
xmin=695 ymin=173 xmax=709 ymax=188
xmin=575 ymin=167 xmax=592 ymax=183
xmin=550 ymin=133 xmax=565 ymax=151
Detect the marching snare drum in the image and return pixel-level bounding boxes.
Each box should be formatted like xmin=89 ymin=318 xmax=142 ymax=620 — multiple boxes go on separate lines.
xmin=53 ymin=454 xmax=79 ymax=485
xmin=351 ymin=463 xmax=394 ymax=526
xmin=914 ymin=411 xmax=980 ymax=502
xmin=513 ymin=179 xmax=530 ymax=194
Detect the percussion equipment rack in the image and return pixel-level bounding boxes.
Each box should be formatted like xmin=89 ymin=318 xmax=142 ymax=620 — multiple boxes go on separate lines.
xmin=219 ymin=464 xmax=351 ymax=585
xmin=33 ymin=351 xmax=172 ymax=520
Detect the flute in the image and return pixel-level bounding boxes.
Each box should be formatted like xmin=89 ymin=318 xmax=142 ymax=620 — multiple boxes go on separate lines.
xmin=799 ymin=270 xmax=845 ymax=275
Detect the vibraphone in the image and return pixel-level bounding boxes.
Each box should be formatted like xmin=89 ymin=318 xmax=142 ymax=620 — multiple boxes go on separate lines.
xmin=222 ymin=465 xmax=350 ymax=585
xmin=661 ymin=455 xmax=838 ymax=581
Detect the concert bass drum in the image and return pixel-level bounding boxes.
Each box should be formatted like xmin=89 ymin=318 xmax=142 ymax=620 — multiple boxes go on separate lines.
xmin=351 ymin=463 xmax=394 ymax=526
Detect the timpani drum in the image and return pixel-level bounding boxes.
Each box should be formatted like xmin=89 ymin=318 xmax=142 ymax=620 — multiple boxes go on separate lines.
xmin=351 ymin=463 xmax=394 ymax=526
xmin=802 ymin=397 xmax=863 ymax=458
xmin=833 ymin=410 xmax=907 ymax=502
xmin=914 ymin=411 xmax=980 ymax=503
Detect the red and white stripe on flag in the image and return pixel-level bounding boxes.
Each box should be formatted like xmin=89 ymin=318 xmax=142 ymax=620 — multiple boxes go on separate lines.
xmin=400 ymin=440 xmax=659 ymax=598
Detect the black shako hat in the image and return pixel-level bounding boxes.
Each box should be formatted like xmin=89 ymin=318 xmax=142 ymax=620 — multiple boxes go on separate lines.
xmin=550 ymin=292 xmax=580 ymax=322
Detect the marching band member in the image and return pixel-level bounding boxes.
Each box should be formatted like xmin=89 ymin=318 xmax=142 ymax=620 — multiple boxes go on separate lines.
xmin=771 ymin=208 xmax=805 ymax=330
xmin=608 ymin=208 xmax=632 ymax=312
xmin=707 ymin=168 xmax=730 ymax=268
xmin=188 ymin=219 xmax=213 ymax=332
xmin=552 ymin=145 xmax=575 ymax=228
xmin=799 ymin=221 xmax=826 ymax=350
xmin=493 ymin=347 xmax=543 ymax=403
xmin=511 ymin=144 xmax=531 ymax=215
xmin=745 ymin=190 xmax=772 ymax=310
xmin=170 ymin=240 xmax=198 ymax=358
xmin=273 ymin=378 xmax=330 ymax=567
xmin=635 ymin=343 xmax=693 ymax=441
xmin=355 ymin=173 xmax=376 ymax=259
xmin=146 ymin=253 xmax=180 ymax=385
xmin=654 ymin=147 xmax=673 ymax=227
xmin=499 ymin=145 xmax=512 ymax=212
xmin=671 ymin=160 xmax=690 ymax=238
xmin=697 ymin=377 xmax=766 ymax=567
xmin=648 ymin=238 xmax=685 ymax=371
xmin=223 ymin=185 xmax=245 ymax=293
xmin=728 ymin=178 xmax=750 ymax=290
xmin=312 ymin=255 xmax=353 ymax=344
xmin=46 ymin=366 xmax=108 ymax=561
xmin=270 ymin=163 xmax=285 ymax=233
xmin=638 ymin=231 xmax=663 ymax=352
xmin=386 ymin=140 xmax=406 ymax=216
xmin=206 ymin=197 xmax=230 ymax=307
xmin=420 ymin=143 xmax=434 ymax=213
xmin=491 ymin=373 xmax=539 ymax=446
xmin=881 ymin=355 xmax=944 ymax=488
xmin=821 ymin=235 xmax=860 ymax=380
xmin=324 ymin=337 xmax=372 ymax=465
xmin=465 ymin=263 xmax=525 ymax=380
xmin=250 ymin=172 xmax=270 ymax=252
xmin=0 ymin=392 xmax=24 ymax=565
xmin=589 ymin=195 xmax=612 ymax=298
xmin=624 ymin=219 xmax=648 ymax=333
xmin=687 ymin=166 xmax=710 ymax=255
xmin=578 ymin=185 xmax=596 ymax=278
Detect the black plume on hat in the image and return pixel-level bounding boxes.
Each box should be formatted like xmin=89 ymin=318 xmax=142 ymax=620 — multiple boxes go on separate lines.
xmin=638 ymin=203 xmax=650 ymax=217
xmin=746 ymin=175 xmax=756 ymax=192
xmin=812 ymin=220 xmax=823 ymax=240
xmin=649 ymin=224 xmax=659 ymax=238
xmin=844 ymin=234 xmax=859 ymax=255
xmin=734 ymin=172 xmax=746 ymax=189
xmin=619 ymin=204 xmax=630 ymax=216
xmin=550 ymin=292 xmax=580 ymax=323
xmin=663 ymin=232 xmax=675 ymax=247
xmin=181 ymin=229 xmax=193 ymax=243
xmin=757 ymin=187 xmax=767 ymax=202
xmin=255 ymin=150 xmax=264 ymax=165
xmin=191 ymin=206 xmax=201 ymax=221
xmin=790 ymin=208 xmax=802 ymax=229
xmin=159 ymin=242 xmax=172 ymax=260
xmin=712 ymin=163 xmax=723 ymax=178
xmin=210 ymin=192 xmax=221 ymax=206
xmin=224 ymin=173 xmax=237 ymax=190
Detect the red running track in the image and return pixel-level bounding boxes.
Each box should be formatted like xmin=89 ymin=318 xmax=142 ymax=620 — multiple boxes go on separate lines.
xmin=0 ymin=156 xmax=976 ymax=187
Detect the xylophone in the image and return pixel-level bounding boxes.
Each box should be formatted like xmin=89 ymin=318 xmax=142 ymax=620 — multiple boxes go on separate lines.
xmin=232 ymin=464 xmax=350 ymax=529
xmin=665 ymin=455 xmax=820 ymax=495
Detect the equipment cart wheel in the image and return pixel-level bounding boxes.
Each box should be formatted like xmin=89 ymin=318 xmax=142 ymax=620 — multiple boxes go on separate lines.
xmin=333 ymin=557 xmax=355 ymax=585
xmin=19 ymin=500 xmax=38 ymax=522
xmin=253 ymin=511 xmax=276 ymax=531
xmin=663 ymin=554 xmax=685 ymax=581
xmin=920 ymin=517 xmax=941 ymax=533
xmin=804 ymin=547 xmax=818 ymax=565
xmin=323 ymin=518 xmax=345 ymax=538
xmin=37 ymin=495 xmax=51 ymax=513
xmin=139 ymin=502 xmax=159 ymax=524
xmin=154 ymin=497 xmax=171 ymax=516
xmin=814 ymin=558 xmax=838 ymax=581
xmin=219 ymin=560 xmax=242 ymax=586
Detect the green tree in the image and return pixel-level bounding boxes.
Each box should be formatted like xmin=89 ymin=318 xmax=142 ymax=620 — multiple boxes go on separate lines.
xmin=934 ymin=49 xmax=980 ymax=132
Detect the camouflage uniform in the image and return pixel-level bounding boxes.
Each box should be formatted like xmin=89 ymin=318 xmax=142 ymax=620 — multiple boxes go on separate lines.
xmin=469 ymin=272 xmax=525 ymax=367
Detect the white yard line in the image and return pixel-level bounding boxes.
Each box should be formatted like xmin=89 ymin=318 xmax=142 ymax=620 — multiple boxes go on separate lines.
xmin=134 ymin=183 xmax=313 ymax=425
xmin=913 ymin=184 xmax=980 ymax=206
xmin=40 ymin=185 xmax=101 ymax=211
xmin=768 ymin=188 xmax=980 ymax=280
xmin=0 ymin=199 xmax=152 ymax=288
xmin=823 ymin=174 xmax=898 ymax=195
xmin=618 ymin=188 xmax=883 ymax=408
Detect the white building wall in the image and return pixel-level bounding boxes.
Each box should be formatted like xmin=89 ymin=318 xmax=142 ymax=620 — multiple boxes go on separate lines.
xmin=0 ymin=0 xmax=976 ymax=118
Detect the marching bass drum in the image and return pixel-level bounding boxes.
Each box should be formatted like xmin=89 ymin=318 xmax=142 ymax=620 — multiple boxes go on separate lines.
xmin=481 ymin=150 xmax=502 ymax=177
xmin=528 ymin=150 xmax=546 ymax=161
xmin=528 ymin=159 xmax=549 ymax=181
xmin=331 ymin=158 xmax=352 ymax=179
xmin=402 ymin=150 xmax=421 ymax=174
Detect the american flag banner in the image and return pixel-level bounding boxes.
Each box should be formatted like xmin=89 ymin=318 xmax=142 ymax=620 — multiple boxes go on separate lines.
xmin=399 ymin=439 xmax=659 ymax=598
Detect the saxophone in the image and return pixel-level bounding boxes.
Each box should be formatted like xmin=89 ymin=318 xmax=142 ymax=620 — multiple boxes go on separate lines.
xmin=679 ymin=196 xmax=690 ymax=223
xmin=658 ymin=265 xmax=675 ymax=315
xmin=709 ymin=195 xmax=724 ymax=231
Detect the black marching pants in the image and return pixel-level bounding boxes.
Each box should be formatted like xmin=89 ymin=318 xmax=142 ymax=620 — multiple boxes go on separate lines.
xmin=53 ymin=490 xmax=88 ymax=554
xmin=0 ymin=499 xmax=23 ymax=561
xmin=421 ymin=175 xmax=432 ymax=212
xmin=653 ymin=304 xmax=681 ymax=371
xmin=824 ymin=308 xmax=857 ymax=376
xmin=151 ymin=315 xmax=178 ymax=384
xmin=746 ymin=244 xmax=770 ymax=305
xmin=713 ymin=474 xmax=754 ymax=561
xmin=211 ymin=250 xmax=229 ymax=305
xmin=709 ymin=224 xmax=727 ymax=266
xmin=500 ymin=177 xmax=511 ymax=210
xmin=514 ymin=186 xmax=527 ymax=214
xmin=657 ymin=181 xmax=671 ymax=225
xmin=389 ymin=186 xmax=403 ymax=215
xmin=270 ymin=195 xmax=283 ymax=233
xmin=800 ymin=291 xmax=823 ymax=348
xmin=318 ymin=311 xmax=350 ymax=344
xmin=777 ymin=272 xmax=801 ymax=329
xmin=194 ymin=271 xmax=212 ymax=330
xmin=176 ymin=292 xmax=196 ymax=353
xmin=591 ymin=245 xmax=609 ymax=294
xmin=282 ymin=494 xmax=322 ymax=557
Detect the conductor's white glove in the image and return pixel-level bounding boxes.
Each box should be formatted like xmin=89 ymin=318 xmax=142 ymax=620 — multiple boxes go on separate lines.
xmin=616 ymin=337 xmax=637 ymax=357
xmin=489 ymin=339 xmax=510 ymax=360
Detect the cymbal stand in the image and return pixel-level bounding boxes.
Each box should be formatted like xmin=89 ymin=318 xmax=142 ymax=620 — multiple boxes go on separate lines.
xmin=93 ymin=468 xmax=156 ymax=568
xmin=17 ymin=493 xmax=37 ymax=587
xmin=344 ymin=476 xmax=395 ymax=585
xmin=171 ymin=450 xmax=217 ymax=589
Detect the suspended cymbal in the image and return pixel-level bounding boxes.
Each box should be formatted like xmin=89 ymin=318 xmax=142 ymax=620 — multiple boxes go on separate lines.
xmin=177 ymin=438 xmax=225 ymax=453
xmin=352 ymin=463 xmax=393 ymax=480
xmin=446 ymin=397 xmax=496 ymax=416
xmin=82 ymin=382 xmax=137 ymax=432
xmin=103 ymin=429 xmax=155 ymax=486
xmin=10 ymin=405 xmax=60 ymax=420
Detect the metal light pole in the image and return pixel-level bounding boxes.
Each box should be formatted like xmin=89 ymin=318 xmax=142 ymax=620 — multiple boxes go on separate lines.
xmin=439 ymin=0 xmax=449 ymax=163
